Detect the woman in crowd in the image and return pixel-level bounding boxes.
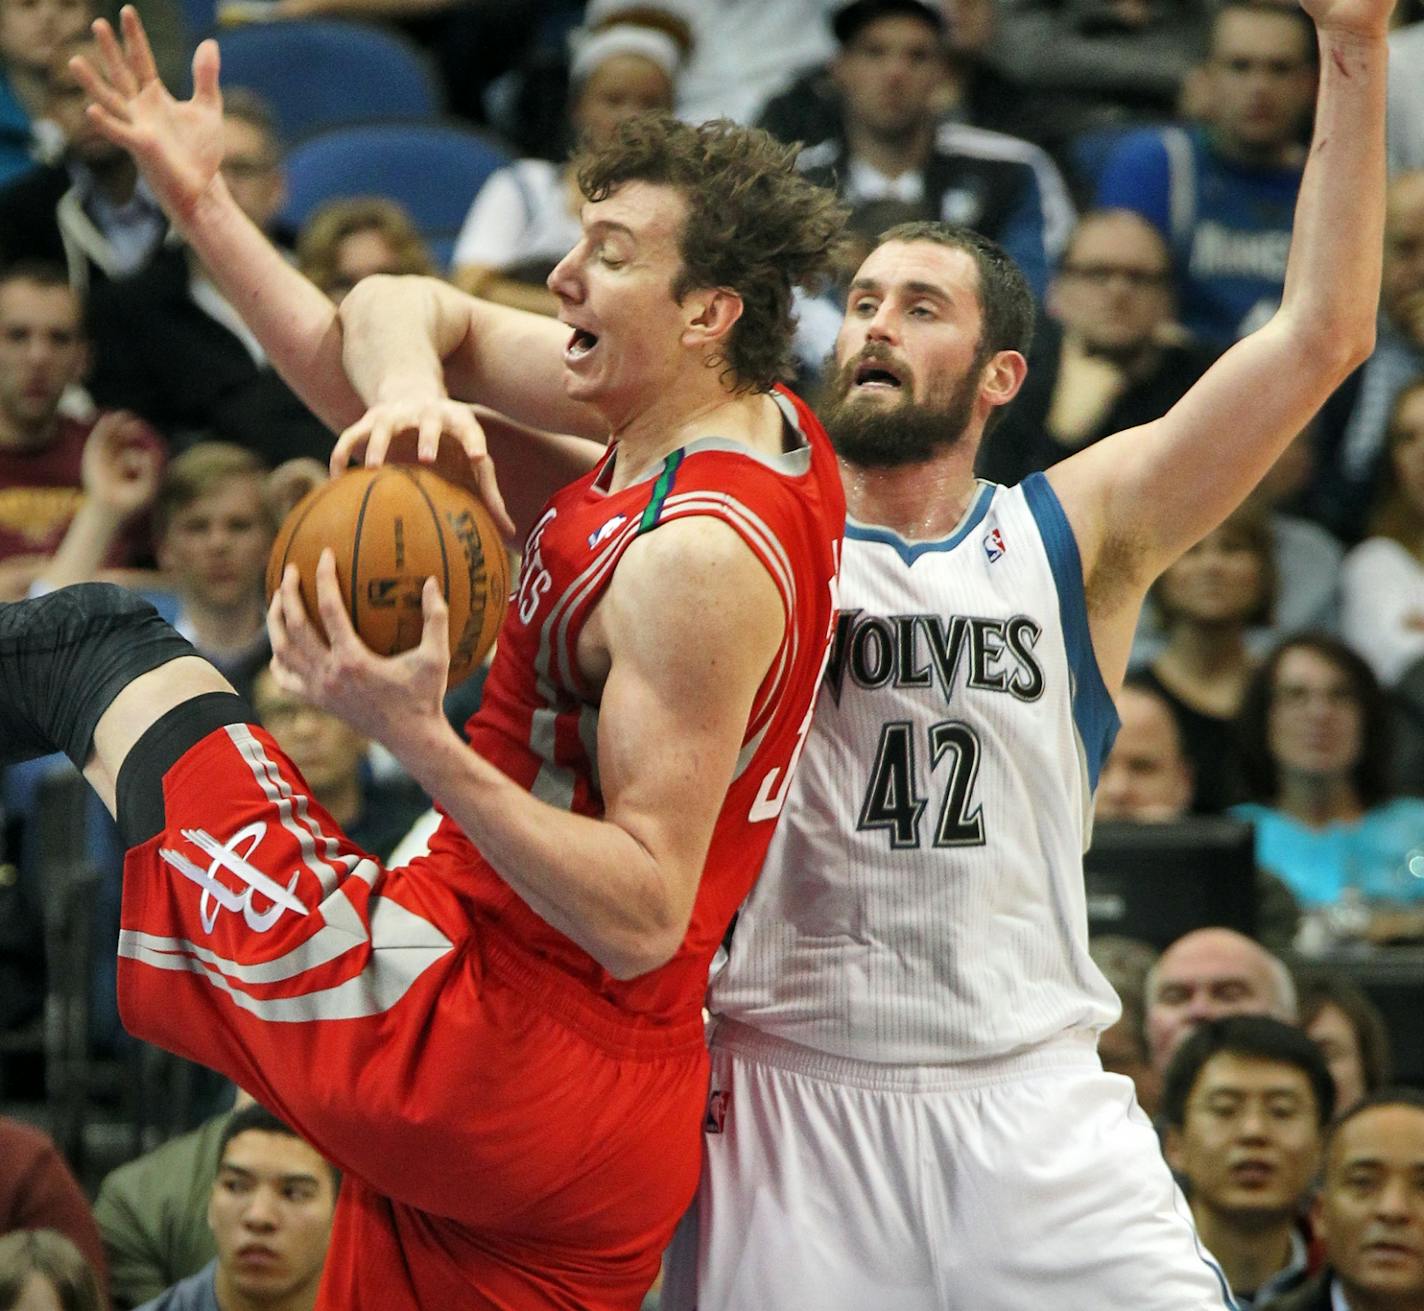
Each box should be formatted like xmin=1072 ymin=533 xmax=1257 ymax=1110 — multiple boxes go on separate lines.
xmin=296 ymin=197 xmax=434 ymax=305
xmin=1138 ymin=506 xmax=1275 ymax=811
xmin=1341 ymin=376 xmax=1424 ymax=687
xmin=1232 ymin=634 xmax=1424 ymax=922
xmin=1297 ymin=970 xmax=1392 ymax=1114
xmin=450 ymin=21 xmax=681 ymax=316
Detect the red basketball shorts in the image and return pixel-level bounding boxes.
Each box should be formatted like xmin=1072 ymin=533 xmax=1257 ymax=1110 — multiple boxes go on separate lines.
xmin=117 ymin=722 xmax=707 ymax=1310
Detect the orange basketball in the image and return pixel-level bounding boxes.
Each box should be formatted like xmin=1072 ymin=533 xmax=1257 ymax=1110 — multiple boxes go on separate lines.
xmin=266 ymin=465 xmax=509 ymax=685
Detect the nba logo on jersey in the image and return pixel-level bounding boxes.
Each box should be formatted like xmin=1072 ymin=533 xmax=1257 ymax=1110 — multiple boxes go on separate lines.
xmin=587 ymin=515 xmax=627 ymax=550
xmin=704 ymin=1088 xmax=731 ymax=1134
xmin=983 ymin=527 xmax=1007 ymax=562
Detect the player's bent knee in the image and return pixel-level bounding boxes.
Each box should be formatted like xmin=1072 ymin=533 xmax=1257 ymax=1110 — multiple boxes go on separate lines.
xmin=115 ymin=691 xmax=255 ymax=847
xmin=0 ymin=583 xmax=205 ymax=771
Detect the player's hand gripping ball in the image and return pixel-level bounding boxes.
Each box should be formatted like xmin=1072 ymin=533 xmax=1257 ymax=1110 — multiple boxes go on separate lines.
xmin=266 ymin=465 xmax=509 ymax=684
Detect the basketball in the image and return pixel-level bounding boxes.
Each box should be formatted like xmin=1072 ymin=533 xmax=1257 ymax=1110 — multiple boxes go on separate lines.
xmin=266 ymin=465 xmax=510 ymax=685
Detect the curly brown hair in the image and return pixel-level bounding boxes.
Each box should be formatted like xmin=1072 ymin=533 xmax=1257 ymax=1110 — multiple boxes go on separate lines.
xmin=576 ymin=114 xmax=848 ymax=393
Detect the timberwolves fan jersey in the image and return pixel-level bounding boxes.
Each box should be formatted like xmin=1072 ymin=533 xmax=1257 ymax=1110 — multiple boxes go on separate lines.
xmin=709 ymin=473 xmax=1123 ymax=1065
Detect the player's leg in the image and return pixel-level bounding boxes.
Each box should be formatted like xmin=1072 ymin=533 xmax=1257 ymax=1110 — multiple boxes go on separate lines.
xmin=0 ymin=586 xmax=469 ymax=1206
xmin=932 ymin=1052 xmax=1237 ymax=1311
xmin=664 ymin=1026 xmax=940 ymax=1311
xmin=0 ymin=583 xmax=242 ymax=816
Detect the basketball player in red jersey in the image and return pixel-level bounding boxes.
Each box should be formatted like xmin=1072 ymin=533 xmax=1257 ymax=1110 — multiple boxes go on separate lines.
xmin=0 ymin=14 xmax=846 ymax=1309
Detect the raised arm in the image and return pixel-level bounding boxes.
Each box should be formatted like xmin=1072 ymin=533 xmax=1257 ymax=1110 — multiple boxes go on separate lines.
xmin=1047 ymin=0 xmax=1391 ymax=683
xmin=336 ymin=273 xmax=606 ymax=440
xmin=73 ymin=11 xmax=362 ymax=432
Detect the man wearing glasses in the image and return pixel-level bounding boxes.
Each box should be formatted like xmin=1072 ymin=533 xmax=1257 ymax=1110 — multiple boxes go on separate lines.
xmin=978 ymin=207 xmax=1218 ymax=487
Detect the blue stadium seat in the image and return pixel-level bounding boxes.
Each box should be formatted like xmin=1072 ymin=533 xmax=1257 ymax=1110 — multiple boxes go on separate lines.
xmin=215 ymin=20 xmax=441 ymax=143
xmin=278 ymin=121 xmax=511 ymax=271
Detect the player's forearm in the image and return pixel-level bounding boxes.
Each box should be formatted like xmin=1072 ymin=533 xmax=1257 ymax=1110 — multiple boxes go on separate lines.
xmin=394 ymin=719 xmax=690 ymax=978
xmin=179 ymin=179 xmax=364 ymax=431
xmin=1276 ymin=22 xmax=1390 ymax=368
xmin=339 ymin=275 xmax=471 ymax=406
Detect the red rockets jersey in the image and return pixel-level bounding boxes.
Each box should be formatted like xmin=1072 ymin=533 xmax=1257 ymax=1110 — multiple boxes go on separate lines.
xmin=449 ymin=383 xmax=844 ymax=1024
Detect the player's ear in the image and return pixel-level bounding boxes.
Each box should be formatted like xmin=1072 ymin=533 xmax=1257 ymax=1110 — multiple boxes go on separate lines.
xmin=980 ymin=349 xmax=1028 ymax=411
xmin=683 ymin=288 xmax=744 ymax=353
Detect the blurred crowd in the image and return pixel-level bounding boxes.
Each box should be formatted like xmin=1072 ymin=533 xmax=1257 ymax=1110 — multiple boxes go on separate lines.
xmin=1 ymin=0 xmax=1424 ymax=1308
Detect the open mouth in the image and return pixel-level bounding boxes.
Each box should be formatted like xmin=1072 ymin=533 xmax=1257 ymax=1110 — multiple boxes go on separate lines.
xmin=852 ymin=360 xmax=904 ymax=390
xmin=566 ymin=327 xmax=599 ymax=361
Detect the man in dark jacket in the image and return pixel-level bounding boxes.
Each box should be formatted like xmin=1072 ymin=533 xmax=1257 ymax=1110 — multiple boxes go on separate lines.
xmin=1264 ymin=1090 xmax=1424 ymax=1311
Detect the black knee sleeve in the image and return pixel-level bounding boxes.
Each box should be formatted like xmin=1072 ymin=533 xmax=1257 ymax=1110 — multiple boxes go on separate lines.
xmin=0 ymin=583 xmax=201 ymax=770
xmin=115 ymin=691 xmax=255 ymax=847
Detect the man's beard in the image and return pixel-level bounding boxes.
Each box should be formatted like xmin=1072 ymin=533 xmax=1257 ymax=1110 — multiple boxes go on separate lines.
xmin=821 ymin=351 xmax=980 ymax=469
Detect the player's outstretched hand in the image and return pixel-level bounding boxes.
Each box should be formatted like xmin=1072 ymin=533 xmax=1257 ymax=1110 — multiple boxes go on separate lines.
xmin=70 ymin=6 xmax=224 ymax=226
xmin=267 ymin=549 xmax=450 ymax=749
xmin=333 ymin=399 xmax=516 ymax=539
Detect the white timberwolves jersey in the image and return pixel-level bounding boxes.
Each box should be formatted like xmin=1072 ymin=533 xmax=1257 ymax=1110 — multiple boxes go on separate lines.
xmin=710 ymin=475 xmax=1123 ymax=1065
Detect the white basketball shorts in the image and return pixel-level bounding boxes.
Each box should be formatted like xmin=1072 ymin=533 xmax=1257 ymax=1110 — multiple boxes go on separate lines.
xmin=662 ymin=1021 xmax=1238 ymax=1311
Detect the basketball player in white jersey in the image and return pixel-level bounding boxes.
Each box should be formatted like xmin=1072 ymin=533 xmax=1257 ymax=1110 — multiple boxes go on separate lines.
xmin=662 ymin=0 xmax=1394 ymax=1305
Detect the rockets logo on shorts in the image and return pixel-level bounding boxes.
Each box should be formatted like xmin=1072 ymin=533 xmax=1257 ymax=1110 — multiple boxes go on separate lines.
xmin=159 ymin=821 xmax=307 ymax=935
xmin=983 ymin=527 xmax=1007 ymax=563
xmin=704 ymin=1087 xmax=731 ymax=1134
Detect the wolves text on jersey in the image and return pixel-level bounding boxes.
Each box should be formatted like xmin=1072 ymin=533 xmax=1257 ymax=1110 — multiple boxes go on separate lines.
xmin=825 ymin=610 xmax=1045 ymax=707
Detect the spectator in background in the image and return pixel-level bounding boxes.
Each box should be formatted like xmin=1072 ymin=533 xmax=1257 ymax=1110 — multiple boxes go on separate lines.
xmin=0 ymin=1118 xmax=107 ymax=1300
xmin=1341 ymin=378 xmax=1424 ymax=687
xmin=1163 ymin=1016 xmax=1333 ymax=1309
xmin=135 ymin=1104 xmax=337 ymax=1311
xmin=1233 ymin=635 xmax=1424 ymax=933
xmin=0 ymin=1229 xmax=102 ymax=1311
xmin=35 ymin=440 xmax=275 ymax=700
xmin=1138 ymin=506 xmax=1274 ymax=814
xmin=1131 ymin=430 xmax=1345 ymax=667
xmin=0 ymin=261 xmax=161 ymax=600
xmin=760 ymin=0 xmax=1045 ymax=172
xmin=978 ymin=208 xmax=1216 ymax=486
xmin=84 ymin=89 xmax=334 ymax=466
xmin=451 ymin=21 xmax=680 ymax=317
xmin=1090 ymin=933 xmax=1163 ymax=1117
xmin=295 ymin=198 xmax=433 ymax=306
xmin=1266 ymin=1090 xmax=1424 ymax=1311
xmin=1316 ymin=171 xmax=1424 ymax=540
xmin=983 ymin=0 xmax=1211 ymax=164
xmin=584 ymin=0 xmax=837 ymax=128
xmin=1096 ymin=679 xmax=1196 ymax=823
xmin=148 ymin=442 xmax=272 ymax=704
xmin=96 ymin=1091 xmax=255 ymax=1311
xmin=0 ymin=35 xmax=165 ymax=291
xmin=0 ymin=0 xmax=90 ymax=186
xmin=1096 ymin=1 xmax=1317 ymax=347
xmin=792 ymin=0 xmax=1075 ymax=300
xmin=1297 ymin=971 xmax=1393 ymax=1117
xmin=1095 ymin=679 xmax=1300 ymax=947
xmin=251 ymin=668 xmax=428 ymax=863
xmin=1145 ymin=927 xmax=1296 ymax=1078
